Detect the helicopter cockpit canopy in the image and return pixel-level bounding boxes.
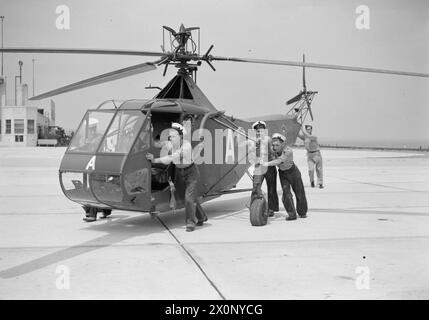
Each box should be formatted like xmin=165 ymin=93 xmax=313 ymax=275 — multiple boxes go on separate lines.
xmin=68 ymin=109 xmax=147 ymax=155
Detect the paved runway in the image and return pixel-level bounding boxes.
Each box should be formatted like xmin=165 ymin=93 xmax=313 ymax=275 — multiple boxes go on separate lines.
xmin=0 ymin=147 xmax=428 ymax=299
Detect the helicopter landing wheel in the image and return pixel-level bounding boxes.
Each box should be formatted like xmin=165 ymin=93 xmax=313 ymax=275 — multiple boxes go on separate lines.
xmin=100 ymin=209 xmax=112 ymax=219
xmin=249 ymin=197 xmax=268 ymax=226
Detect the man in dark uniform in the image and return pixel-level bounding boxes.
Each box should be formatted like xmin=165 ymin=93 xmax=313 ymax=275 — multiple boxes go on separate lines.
xmin=248 ymin=121 xmax=279 ymax=216
xmin=261 ymin=133 xmax=308 ymax=220
xmin=146 ymin=123 xmax=206 ymax=232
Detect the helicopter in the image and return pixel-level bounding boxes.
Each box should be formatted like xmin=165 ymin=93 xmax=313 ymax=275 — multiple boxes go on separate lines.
xmin=1 ymin=24 xmax=428 ymax=227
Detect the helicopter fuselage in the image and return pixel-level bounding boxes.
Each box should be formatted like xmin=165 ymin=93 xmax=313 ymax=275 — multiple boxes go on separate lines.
xmin=58 ymin=73 xmax=301 ymax=214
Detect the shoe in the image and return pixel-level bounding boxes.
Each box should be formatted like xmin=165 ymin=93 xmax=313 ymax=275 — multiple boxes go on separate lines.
xmin=286 ymin=214 xmax=297 ymax=221
xmin=299 ymin=214 xmax=307 ymax=218
xmin=319 ymin=184 xmax=324 ymax=189
xmin=196 ymin=217 xmax=208 ymax=226
xmin=100 ymin=209 xmax=112 ymax=219
xmin=186 ymin=223 xmax=196 ymax=232
xmin=268 ymin=209 xmax=274 ymax=217
xmin=83 ymin=207 xmax=97 ymax=222
xmin=311 ymin=182 xmax=315 ymax=188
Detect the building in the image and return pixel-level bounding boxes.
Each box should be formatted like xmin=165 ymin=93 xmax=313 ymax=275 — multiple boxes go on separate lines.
xmin=0 ymin=75 xmax=55 ymax=147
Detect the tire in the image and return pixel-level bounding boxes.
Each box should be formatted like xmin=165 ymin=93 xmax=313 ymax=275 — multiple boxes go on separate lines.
xmin=249 ymin=197 xmax=268 ymax=226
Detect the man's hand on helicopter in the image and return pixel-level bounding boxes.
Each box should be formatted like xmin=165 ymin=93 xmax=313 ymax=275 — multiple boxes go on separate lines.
xmin=146 ymin=153 xmax=155 ymax=162
xmin=252 ymin=158 xmax=267 ymax=167
xmin=258 ymin=159 xmax=268 ymax=167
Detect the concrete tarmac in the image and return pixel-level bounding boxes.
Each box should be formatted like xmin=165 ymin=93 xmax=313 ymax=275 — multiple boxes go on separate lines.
xmin=0 ymin=147 xmax=428 ymax=299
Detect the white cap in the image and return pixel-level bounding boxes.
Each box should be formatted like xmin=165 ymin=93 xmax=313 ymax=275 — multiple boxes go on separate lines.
xmin=251 ymin=120 xmax=267 ymax=129
xmin=88 ymin=118 xmax=99 ymax=126
xmin=272 ymin=133 xmax=286 ymax=142
xmin=171 ymin=122 xmax=186 ymax=135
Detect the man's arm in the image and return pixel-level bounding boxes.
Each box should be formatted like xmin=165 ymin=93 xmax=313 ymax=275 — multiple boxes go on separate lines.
xmin=147 ymin=153 xmax=173 ymax=165
xmin=147 ymin=142 xmax=177 ymax=165
xmin=262 ymin=148 xmax=289 ymax=167
xmin=264 ymin=157 xmax=283 ymax=167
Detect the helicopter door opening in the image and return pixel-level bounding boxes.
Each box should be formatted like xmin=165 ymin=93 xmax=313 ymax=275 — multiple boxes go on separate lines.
xmin=149 ymin=112 xmax=181 ymax=192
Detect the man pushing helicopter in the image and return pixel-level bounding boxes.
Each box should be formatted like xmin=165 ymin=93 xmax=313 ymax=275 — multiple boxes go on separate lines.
xmin=146 ymin=123 xmax=207 ymax=232
xmin=259 ymin=132 xmax=308 ymax=220
xmin=247 ymin=121 xmax=279 ymax=217
xmin=242 ymin=121 xmax=308 ymax=221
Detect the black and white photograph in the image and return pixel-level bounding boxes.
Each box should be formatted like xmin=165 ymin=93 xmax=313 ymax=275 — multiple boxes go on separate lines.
xmin=0 ymin=0 xmax=428 ymax=304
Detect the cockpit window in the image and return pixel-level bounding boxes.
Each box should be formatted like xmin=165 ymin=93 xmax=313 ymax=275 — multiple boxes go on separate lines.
xmin=68 ymin=111 xmax=115 ymax=153
xmin=99 ymin=110 xmax=146 ymax=154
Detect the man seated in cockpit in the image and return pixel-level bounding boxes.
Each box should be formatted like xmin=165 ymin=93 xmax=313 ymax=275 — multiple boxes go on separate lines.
xmin=82 ymin=124 xmax=103 ymax=151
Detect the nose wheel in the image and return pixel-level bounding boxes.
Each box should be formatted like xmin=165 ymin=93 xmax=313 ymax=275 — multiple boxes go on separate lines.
xmin=249 ymin=197 xmax=268 ymax=226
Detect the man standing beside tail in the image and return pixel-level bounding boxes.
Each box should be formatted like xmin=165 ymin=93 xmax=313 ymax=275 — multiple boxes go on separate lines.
xmin=298 ymin=124 xmax=324 ymax=188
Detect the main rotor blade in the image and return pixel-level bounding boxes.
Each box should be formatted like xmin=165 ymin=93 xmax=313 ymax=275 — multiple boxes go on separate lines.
xmin=302 ymin=54 xmax=306 ymax=91
xmin=211 ymin=56 xmax=429 ymax=78
xmin=0 ymin=47 xmax=167 ymax=57
xmin=30 ymin=61 xmax=159 ymax=100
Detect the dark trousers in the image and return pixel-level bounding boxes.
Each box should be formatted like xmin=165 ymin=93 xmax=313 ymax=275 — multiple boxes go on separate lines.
xmin=278 ymin=164 xmax=308 ymax=217
xmin=178 ymin=163 xmax=201 ymax=226
xmin=251 ymin=165 xmax=279 ymax=212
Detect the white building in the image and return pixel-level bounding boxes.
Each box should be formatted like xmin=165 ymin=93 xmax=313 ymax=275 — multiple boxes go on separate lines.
xmin=0 ymin=75 xmax=55 ymax=147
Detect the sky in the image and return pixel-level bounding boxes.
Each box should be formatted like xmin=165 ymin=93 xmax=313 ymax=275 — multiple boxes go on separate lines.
xmin=1 ymin=0 xmax=428 ymax=147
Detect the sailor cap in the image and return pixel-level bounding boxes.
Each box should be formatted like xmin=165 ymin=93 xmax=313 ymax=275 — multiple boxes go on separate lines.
xmin=88 ymin=118 xmax=99 ymax=127
xmin=171 ymin=122 xmax=186 ymax=135
xmin=272 ymin=133 xmax=286 ymax=142
xmin=251 ymin=120 xmax=267 ymax=129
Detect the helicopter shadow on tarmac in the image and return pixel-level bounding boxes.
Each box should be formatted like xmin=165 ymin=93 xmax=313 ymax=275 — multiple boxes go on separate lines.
xmin=0 ymin=195 xmax=250 ymax=279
